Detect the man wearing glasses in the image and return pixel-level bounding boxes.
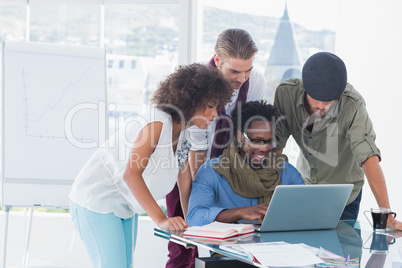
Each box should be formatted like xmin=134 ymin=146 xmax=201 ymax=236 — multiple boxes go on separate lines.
xmin=166 ymin=28 xmax=266 ymax=268
xmin=273 ymin=52 xmax=402 ymax=230
xmin=186 ymin=101 xmax=304 ymax=226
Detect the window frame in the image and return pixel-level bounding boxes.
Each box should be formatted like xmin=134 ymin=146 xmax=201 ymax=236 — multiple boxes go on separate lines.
xmin=20 ymin=0 xmax=199 ymax=64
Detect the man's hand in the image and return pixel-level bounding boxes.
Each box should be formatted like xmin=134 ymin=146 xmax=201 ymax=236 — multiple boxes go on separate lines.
xmin=387 ymin=216 xmax=402 ymax=231
xmin=239 ymin=203 xmax=269 ymax=222
xmin=215 ymin=203 xmax=268 ymax=223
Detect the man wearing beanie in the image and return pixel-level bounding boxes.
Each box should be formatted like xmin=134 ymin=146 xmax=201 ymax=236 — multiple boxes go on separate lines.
xmin=274 ymin=52 xmax=402 ymax=230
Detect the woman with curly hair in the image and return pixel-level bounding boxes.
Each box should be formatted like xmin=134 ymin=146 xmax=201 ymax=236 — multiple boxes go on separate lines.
xmin=69 ymin=63 xmax=232 ymax=268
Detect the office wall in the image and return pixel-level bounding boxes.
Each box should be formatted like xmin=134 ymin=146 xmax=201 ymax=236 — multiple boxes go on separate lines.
xmin=336 ymin=0 xmax=402 ymax=217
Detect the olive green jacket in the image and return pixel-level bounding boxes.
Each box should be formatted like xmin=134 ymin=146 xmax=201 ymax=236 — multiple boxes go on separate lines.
xmin=274 ymin=78 xmax=381 ymax=205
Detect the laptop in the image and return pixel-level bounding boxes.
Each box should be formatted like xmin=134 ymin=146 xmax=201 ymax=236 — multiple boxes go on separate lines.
xmin=241 ymin=184 xmax=353 ymax=232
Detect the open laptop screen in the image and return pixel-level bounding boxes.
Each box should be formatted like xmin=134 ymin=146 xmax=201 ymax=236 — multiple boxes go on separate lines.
xmin=254 ymin=184 xmax=353 ymax=232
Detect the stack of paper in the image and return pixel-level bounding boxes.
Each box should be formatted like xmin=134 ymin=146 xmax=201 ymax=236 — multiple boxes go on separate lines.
xmin=221 ymin=242 xmax=322 ymax=267
xmin=220 ymin=242 xmax=360 ymax=267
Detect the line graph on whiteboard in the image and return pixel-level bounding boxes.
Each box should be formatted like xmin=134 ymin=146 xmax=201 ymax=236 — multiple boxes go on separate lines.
xmin=2 ymin=42 xmax=106 ymax=182
xmin=20 ymin=66 xmax=99 ymax=144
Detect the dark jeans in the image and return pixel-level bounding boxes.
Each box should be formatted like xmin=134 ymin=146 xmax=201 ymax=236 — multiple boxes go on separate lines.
xmin=165 ymin=183 xmax=198 ymax=268
xmin=340 ymin=189 xmax=362 ymax=221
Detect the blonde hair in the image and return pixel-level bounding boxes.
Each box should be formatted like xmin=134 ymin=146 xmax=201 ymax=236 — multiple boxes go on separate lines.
xmin=214 ymin=28 xmax=258 ymax=63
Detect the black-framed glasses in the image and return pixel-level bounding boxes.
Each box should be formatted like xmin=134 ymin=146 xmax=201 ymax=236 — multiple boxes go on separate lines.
xmin=242 ymin=132 xmax=276 ymax=148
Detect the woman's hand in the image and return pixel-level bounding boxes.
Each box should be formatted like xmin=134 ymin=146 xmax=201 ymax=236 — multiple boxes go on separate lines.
xmin=158 ymin=216 xmax=188 ymax=231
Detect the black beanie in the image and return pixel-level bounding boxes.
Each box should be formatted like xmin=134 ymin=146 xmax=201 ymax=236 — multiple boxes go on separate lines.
xmin=302 ymin=52 xmax=347 ymax=101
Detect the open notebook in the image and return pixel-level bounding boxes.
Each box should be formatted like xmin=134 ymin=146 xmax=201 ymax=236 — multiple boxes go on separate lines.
xmin=183 ymin=221 xmax=254 ymax=239
xmin=239 ymin=184 xmax=353 ymax=232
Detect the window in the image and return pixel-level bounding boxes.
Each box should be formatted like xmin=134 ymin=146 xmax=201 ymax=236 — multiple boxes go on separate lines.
xmin=0 ymin=1 xmax=26 ymax=41
xmin=30 ymin=3 xmax=101 ymax=45
xmin=13 ymin=1 xmax=183 ymax=119
xmin=198 ymin=0 xmax=337 ymax=102
xmin=0 ymin=1 xmax=26 ymax=86
xmin=104 ymin=3 xmax=180 ymax=116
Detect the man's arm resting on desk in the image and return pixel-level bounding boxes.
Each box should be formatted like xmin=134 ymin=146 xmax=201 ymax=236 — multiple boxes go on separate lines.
xmin=362 ymin=155 xmax=402 ymax=230
xmin=215 ymin=204 xmax=268 ymax=223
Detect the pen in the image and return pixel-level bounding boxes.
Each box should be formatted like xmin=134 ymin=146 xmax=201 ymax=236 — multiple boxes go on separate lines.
xmin=345 ymin=254 xmax=350 ymax=265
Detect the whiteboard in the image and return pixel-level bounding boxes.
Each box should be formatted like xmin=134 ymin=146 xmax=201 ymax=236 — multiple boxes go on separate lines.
xmin=1 ymin=41 xmax=107 ymax=208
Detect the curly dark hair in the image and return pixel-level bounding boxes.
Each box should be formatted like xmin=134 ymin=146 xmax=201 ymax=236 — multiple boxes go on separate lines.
xmin=231 ymin=100 xmax=278 ymax=134
xmin=151 ymin=63 xmax=232 ymax=123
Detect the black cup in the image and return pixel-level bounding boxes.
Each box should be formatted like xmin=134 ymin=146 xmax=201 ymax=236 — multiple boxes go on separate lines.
xmin=364 ymin=207 xmax=397 ymax=232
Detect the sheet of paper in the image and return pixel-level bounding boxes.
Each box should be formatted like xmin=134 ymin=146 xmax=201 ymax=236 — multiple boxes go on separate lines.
xmin=239 ymin=242 xmax=322 ymax=267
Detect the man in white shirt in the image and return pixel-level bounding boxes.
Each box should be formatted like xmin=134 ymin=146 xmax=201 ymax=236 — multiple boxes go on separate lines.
xmin=165 ymin=28 xmax=267 ymax=268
